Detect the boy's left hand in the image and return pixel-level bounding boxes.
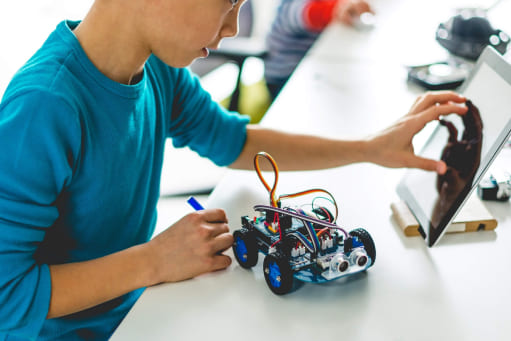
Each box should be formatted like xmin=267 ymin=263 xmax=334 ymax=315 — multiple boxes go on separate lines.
xmin=364 ymin=91 xmax=468 ymax=174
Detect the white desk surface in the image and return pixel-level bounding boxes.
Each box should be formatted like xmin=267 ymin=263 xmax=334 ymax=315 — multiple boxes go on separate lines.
xmin=112 ymin=1 xmax=511 ymax=340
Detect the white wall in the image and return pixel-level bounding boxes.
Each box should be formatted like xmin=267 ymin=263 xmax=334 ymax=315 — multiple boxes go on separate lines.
xmin=0 ymin=0 xmax=279 ymax=96
xmin=0 ymin=0 xmax=93 ymax=95
xmin=251 ymin=0 xmax=279 ymax=41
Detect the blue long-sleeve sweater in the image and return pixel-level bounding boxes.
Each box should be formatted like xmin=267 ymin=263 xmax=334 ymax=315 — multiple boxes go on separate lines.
xmin=0 ymin=20 xmax=249 ymax=341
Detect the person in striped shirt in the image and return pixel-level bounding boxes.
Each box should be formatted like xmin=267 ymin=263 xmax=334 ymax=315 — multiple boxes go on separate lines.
xmin=265 ymin=0 xmax=373 ymax=99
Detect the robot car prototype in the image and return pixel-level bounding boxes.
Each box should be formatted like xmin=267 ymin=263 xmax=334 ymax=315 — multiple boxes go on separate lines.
xmin=232 ymin=152 xmax=376 ymax=295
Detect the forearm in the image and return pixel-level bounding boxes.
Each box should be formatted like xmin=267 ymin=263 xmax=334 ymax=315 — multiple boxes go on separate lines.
xmin=48 ymin=243 xmax=155 ymax=319
xmin=230 ymin=125 xmax=370 ymax=171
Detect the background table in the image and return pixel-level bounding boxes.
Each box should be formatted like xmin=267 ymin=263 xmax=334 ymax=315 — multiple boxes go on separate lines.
xmin=112 ymin=0 xmax=511 ymax=340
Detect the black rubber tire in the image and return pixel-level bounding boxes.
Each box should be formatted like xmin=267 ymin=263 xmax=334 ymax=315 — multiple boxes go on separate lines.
xmin=348 ymin=228 xmax=376 ymax=267
xmin=263 ymin=253 xmax=294 ymax=295
xmin=232 ymin=229 xmax=258 ymax=268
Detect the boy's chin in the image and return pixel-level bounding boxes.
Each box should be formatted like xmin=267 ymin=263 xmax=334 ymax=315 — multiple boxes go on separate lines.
xmin=166 ymin=59 xmax=197 ymax=69
xmin=160 ymin=49 xmax=210 ymax=68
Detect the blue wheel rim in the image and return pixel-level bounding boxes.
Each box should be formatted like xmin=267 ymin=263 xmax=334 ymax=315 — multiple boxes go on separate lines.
xmin=268 ymin=261 xmax=282 ymax=288
xmin=235 ymin=236 xmax=248 ymax=263
xmin=352 ymin=236 xmax=364 ymax=248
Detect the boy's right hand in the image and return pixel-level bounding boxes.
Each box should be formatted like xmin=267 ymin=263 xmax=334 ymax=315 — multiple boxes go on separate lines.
xmin=145 ymin=209 xmax=233 ymax=284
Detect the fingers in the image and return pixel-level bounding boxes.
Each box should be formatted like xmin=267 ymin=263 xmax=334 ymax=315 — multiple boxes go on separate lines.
xmin=198 ymin=209 xmax=230 ymax=238
xmin=211 ymin=230 xmax=234 ymax=254
xmin=199 ymin=208 xmax=228 ymax=224
xmin=203 ymin=221 xmax=229 ymax=240
xmin=193 ymin=209 xmax=233 ymax=253
xmin=210 ymin=254 xmax=232 ymax=271
xmin=414 ymin=102 xmax=468 ymax=128
xmin=410 ymin=91 xmax=466 ymax=114
xmin=406 ymin=157 xmax=447 ymax=174
xmin=352 ymin=0 xmax=373 ymax=15
xmin=337 ymin=10 xmax=354 ymax=25
xmin=203 ymin=233 xmax=233 ymax=271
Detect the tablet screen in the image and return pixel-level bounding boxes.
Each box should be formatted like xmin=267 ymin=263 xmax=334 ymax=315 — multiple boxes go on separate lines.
xmin=397 ymin=47 xmax=511 ymax=246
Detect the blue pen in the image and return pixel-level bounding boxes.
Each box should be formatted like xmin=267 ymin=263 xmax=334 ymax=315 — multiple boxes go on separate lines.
xmin=187 ymin=196 xmax=205 ymax=211
xmin=188 ymin=196 xmax=228 ymax=255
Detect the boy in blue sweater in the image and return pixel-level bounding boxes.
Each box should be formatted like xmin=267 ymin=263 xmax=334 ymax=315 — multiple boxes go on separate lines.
xmin=0 ymin=0 xmax=467 ymax=340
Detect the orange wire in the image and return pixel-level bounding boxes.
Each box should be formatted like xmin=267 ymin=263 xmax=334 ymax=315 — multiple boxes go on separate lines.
xmin=253 ymin=152 xmax=338 ymax=225
xmin=279 ymin=188 xmax=338 ymax=222
xmin=254 ymin=152 xmax=279 ymax=207
xmin=316 ymin=228 xmax=331 ymax=238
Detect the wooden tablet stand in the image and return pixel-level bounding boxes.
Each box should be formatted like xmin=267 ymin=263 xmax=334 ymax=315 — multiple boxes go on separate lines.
xmin=391 ymin=195 xmax=498 ymax=237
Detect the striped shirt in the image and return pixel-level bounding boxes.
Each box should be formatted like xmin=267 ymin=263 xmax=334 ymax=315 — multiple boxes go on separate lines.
xmin=264 ymin=0 xmax=338 ymax=86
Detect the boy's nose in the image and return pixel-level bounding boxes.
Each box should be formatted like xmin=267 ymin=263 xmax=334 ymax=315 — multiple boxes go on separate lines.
xmin=221 ymin=11 xmax=240 ymax=38
xmin=221 ymin=23 xmax=238 ymax=39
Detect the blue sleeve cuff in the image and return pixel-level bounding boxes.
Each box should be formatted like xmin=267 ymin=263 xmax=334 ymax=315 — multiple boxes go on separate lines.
xmin=0 ymin=259 xmax=51 ymax=339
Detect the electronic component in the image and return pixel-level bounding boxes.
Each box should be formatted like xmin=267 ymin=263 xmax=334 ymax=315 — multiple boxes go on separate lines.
xmin=409 ymin=5 xmax=510 ymax=91
xmin=478 ymin=169 xmax=511 ymax=201
xmin=231 ymin=152 xmax=376 ymax=295
xmin=436 ymin=8 xmax=509 ymax=61
xmin=407 ymin=61 xmax=470 ymax=90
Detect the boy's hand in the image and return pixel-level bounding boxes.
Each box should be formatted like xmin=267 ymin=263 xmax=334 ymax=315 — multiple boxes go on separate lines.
xmin=146 ymin=209 xmax=233 ymax=284
xmin=335 ymin=0 xmax=373 ymax=26
xmin=364 ymin=91 xmax=468 ymax=174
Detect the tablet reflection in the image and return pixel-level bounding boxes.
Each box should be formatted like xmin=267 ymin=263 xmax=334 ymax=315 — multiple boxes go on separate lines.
xmin=431 ymin=100 xmax=483 ymax=229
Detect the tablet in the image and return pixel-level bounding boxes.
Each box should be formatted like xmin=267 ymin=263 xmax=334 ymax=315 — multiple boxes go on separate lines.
xmin=397 ymin=46 xmax=511 ymax=247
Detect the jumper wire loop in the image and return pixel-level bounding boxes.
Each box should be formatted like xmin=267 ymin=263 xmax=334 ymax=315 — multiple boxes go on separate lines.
xmin=254 ymin=152 xmax=280 ymax=207
xmin=254 ymin=152 xmax=339 ymax=222
xmin=254 ymin=152 xmax=344 ymax=249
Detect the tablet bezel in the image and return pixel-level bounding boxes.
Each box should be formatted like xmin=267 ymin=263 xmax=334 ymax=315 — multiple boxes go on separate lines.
xmin=397 ymin=46 xmax=511 ymax=247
